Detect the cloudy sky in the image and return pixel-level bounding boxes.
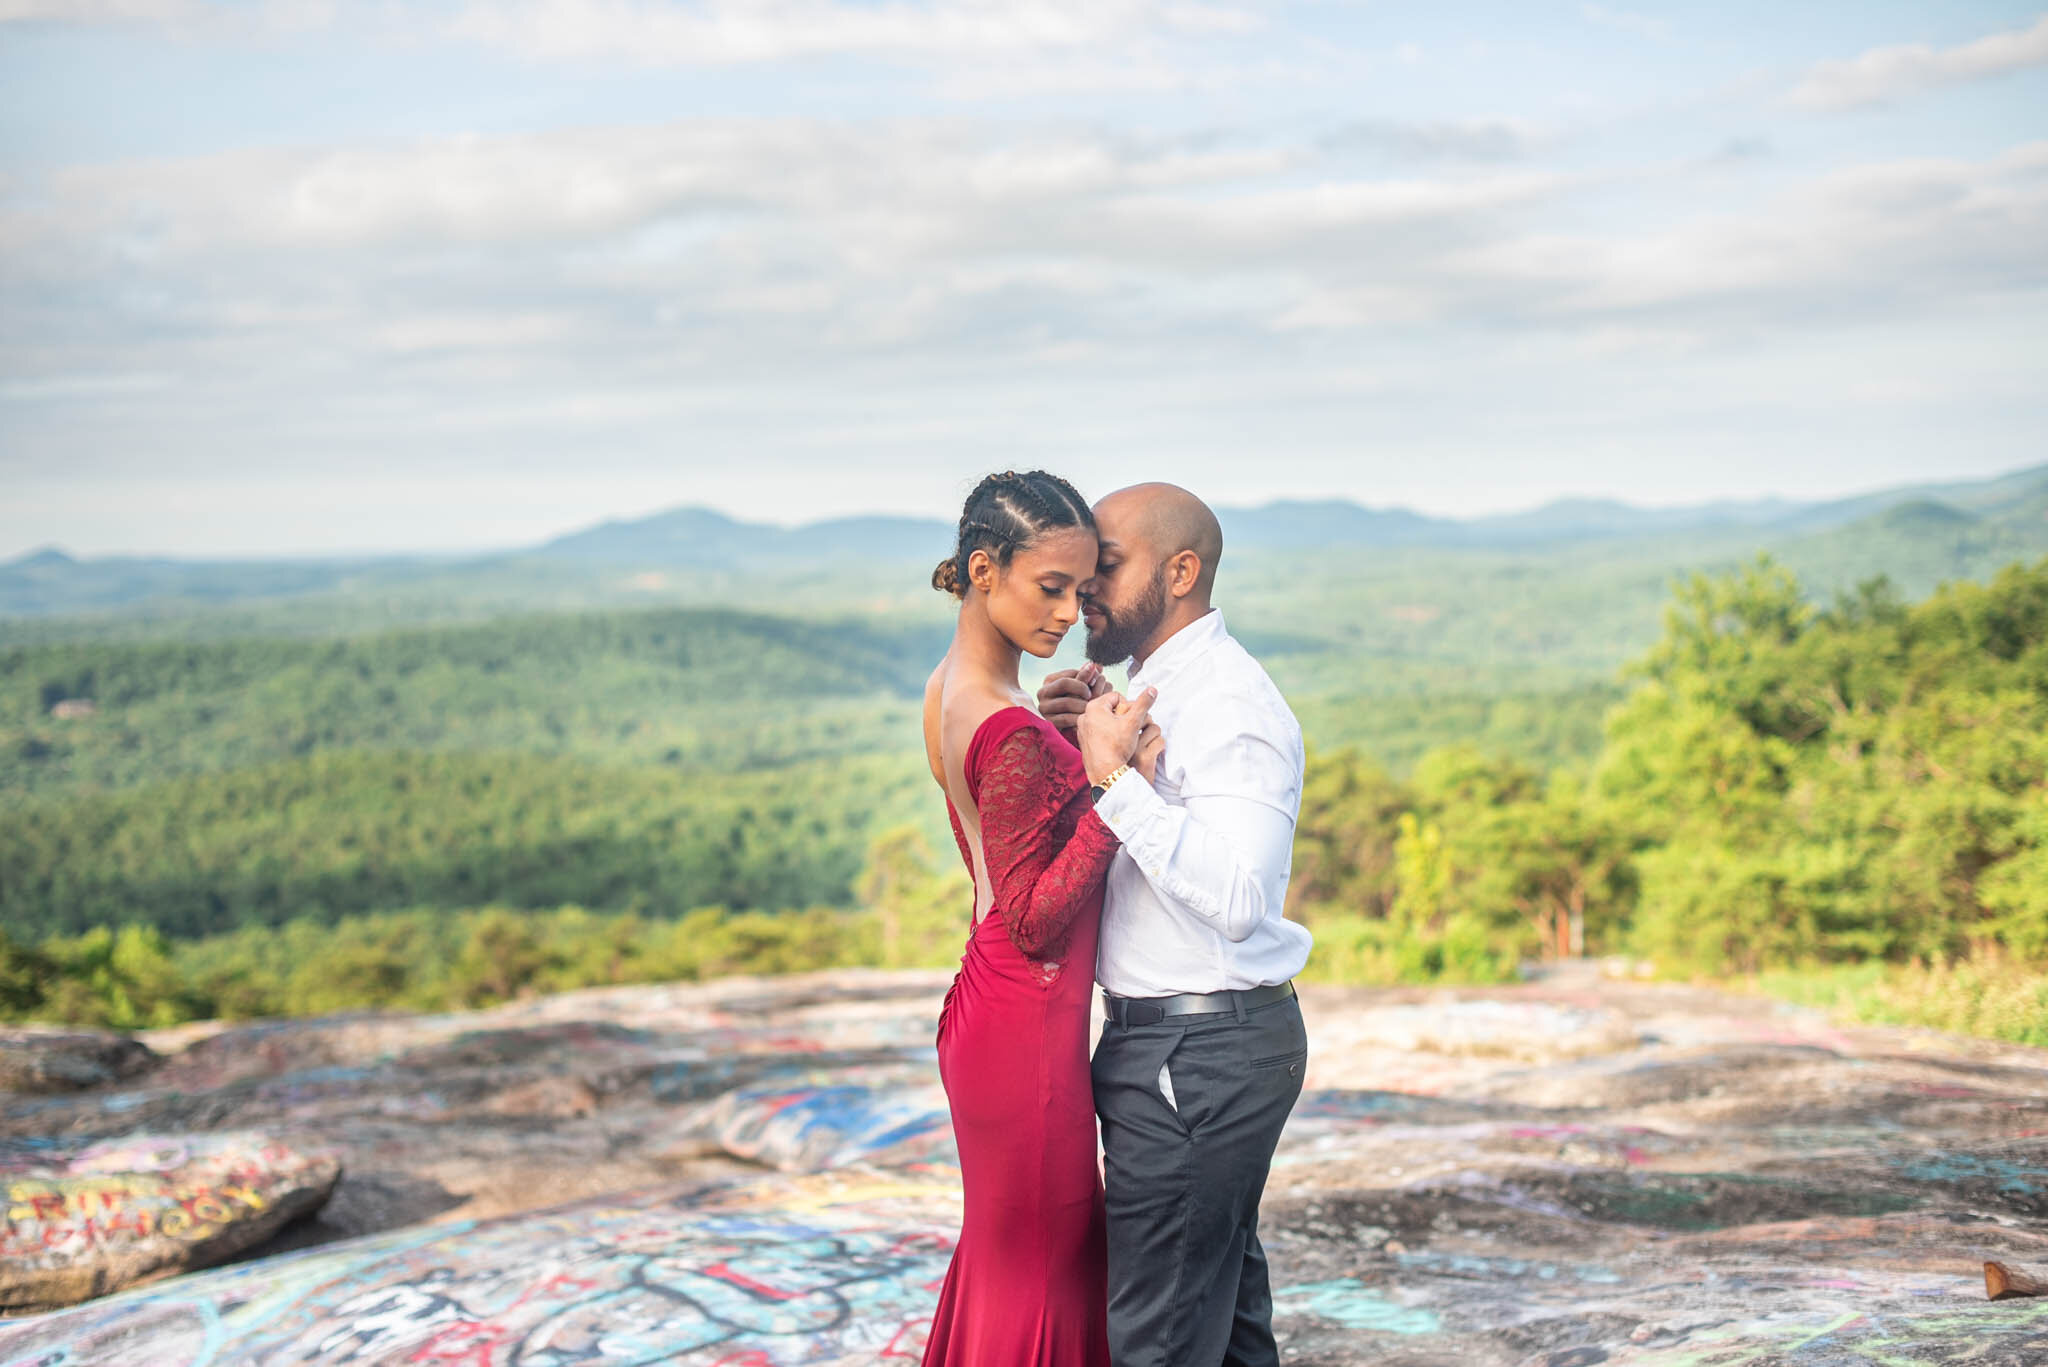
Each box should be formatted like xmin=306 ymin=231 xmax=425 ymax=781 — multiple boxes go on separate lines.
xmin=2 ymin=2 xmax=2045 ymax=558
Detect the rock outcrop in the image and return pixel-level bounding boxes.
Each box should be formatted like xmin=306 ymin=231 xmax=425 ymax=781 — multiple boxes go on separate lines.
xmin=0 ymin=1130 xmax=341 ymax=1312
xmin=0 ymin=1028 xmax=159 ymax=1094
xmin=3 ymin=971 xmax=2045 ymax=1363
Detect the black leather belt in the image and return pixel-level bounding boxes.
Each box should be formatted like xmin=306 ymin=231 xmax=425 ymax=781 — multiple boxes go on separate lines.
xmin=1103 ymin=980 xmax=1295 ymax=1027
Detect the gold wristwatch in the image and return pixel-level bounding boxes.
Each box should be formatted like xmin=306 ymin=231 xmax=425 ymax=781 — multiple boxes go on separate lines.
xmin=1090 ymin=763 xmax=1133 ymax=804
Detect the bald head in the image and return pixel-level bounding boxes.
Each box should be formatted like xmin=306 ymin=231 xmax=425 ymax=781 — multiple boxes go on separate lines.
xmin=1096 ymin=482 xmax=1224 ymax=602
xmin=1081 ymin=483 xmax=1224 ymax=666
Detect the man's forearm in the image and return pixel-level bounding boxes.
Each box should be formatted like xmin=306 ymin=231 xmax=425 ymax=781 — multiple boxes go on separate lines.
xmin=1093 ymin=777 xmax=1293 ymax=942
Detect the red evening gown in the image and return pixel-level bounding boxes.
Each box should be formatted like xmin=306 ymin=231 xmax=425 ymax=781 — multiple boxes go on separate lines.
xmin=923 ymin=705 xmax=1120 ymax=1367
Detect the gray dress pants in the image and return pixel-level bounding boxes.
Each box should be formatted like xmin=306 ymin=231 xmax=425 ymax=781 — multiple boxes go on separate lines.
xmin=1091 ymin=993 xmax=1307 ymax=1367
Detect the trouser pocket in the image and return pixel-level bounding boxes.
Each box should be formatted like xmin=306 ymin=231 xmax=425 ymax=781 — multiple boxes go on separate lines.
xmin=1094 ymin=1022 xmax=1190 ymax=1138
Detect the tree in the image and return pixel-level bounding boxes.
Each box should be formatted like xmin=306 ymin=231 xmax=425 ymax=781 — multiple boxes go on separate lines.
xmin=857 ymin=826 xmax=972 ymax=970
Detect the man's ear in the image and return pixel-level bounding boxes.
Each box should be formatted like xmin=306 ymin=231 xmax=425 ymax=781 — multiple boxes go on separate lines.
xmin=1166 ymin=550 xmax=1202 ymax=599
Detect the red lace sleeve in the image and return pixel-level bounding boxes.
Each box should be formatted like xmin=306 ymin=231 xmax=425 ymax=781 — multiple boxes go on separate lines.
xmin=969 ymin=717 xmax=1121 ymax=961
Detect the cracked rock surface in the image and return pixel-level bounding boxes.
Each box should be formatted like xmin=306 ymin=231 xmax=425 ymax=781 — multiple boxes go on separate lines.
xmin=3 ymin=970 xmax=2045 ymax=1364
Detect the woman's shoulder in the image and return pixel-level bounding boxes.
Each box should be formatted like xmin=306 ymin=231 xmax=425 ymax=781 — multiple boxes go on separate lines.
xmin=941 ymin=693 xmax=1045 ymax=780
xmin=940 ymin=689 xmax=1033 ymax=743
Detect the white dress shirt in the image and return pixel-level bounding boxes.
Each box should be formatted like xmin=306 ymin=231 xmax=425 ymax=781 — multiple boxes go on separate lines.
xmin=1092 ymin=608 xmax=1313 ymax=997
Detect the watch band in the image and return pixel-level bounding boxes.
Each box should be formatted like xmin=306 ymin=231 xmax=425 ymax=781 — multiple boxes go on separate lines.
xmin=1091 ymin=763 xmax=1133 ymax=804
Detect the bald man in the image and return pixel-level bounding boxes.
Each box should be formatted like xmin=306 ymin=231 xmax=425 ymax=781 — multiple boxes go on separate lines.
xmin=1041 ymin=483 xmax=1312 ymax=1367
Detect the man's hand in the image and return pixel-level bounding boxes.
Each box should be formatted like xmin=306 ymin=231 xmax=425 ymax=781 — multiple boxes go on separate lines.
xmin=1077 ymin=687 xmax=1157 ymax=785
xmin=1037 ymin=661 xmax=1109 ymax=735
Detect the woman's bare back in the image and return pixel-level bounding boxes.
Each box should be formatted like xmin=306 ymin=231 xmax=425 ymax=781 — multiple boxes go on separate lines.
xmin=923 ymin=654 xmax=1030 ymax=926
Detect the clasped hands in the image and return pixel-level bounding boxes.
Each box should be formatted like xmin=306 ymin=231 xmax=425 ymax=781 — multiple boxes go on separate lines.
xmin=1039 ymin=661 xmax=1165 ymax=786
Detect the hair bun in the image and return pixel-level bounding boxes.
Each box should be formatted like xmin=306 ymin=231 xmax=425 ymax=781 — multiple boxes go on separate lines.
xmin=932 ymin=556 xmax=961 ymax=596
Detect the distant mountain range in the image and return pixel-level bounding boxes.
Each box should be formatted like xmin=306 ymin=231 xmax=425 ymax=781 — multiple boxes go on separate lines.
xmin=537 ymin=510 xmax=951 ymax=567
xmin=528 ymin=469 xmax=2038 ymax=564
xmin=6 ymin=462 xmax=2045 ymax=620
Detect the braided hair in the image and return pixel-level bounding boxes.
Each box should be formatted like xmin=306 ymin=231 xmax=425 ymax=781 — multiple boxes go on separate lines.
xmin=933 ymin=470 xmax=1095 ymax=598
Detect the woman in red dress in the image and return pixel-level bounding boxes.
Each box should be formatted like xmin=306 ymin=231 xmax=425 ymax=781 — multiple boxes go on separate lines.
xmin=919 ymin=470 xmax=1155 ymax=1366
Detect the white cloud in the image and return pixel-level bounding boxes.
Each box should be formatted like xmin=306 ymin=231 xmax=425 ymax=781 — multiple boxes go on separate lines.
xmin=0 ymin=0 xmax=192 ymax=19
xmin=1442 ymin=141 xmax=2048 ymax=325
xmin=0 ymin=0 xmax=1302 ymax=106
xmin=445 ymin=0 xmax=1256 ymax=66
xmin=373 ymin=312 xmax=578 ymax=353
xmin=1580 ymin=4 xmax=1669 ymax=41
xmin=1789 ymin=13 xmax=2048 ymax=111
xmin=0 ymin=0 xmax=334 ymax=32
xmin=4 ymin=121 xmax=1543 ymax=267
xmin=10 ymin=115 xmax=2042 ymax=388
xmin=3 ymin=0 xmax=1254 ymax=71
xmin=1324 ymin=117 xmax=1544 ymax=163
xmin=0 ymin=370 xmax=171 ymax=401
xmin=5 ymin=113 xmax=2046 ymax=556
xmin=6 ymin=4 xmax=2048 ymax=555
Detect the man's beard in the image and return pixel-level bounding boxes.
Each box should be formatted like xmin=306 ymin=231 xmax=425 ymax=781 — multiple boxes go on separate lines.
xmin=1084 ymin=564 xmax=1169 ymax=665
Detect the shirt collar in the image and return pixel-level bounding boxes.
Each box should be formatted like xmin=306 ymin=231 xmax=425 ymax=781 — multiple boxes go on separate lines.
xmin=1129 ymin=608 xmax=1226 ymax=692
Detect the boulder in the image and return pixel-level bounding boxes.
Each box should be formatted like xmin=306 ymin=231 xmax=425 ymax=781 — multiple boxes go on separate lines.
xmin=1332 ymin=999 xmax=1637 ymax=1062
xmin=0 ymin=1028 xmax=159 ymax=1094
xmin=0 ymin=1130 xmax=341 ymax=1312
xmin=687 ymin=1068 xmax=955 ymax=1173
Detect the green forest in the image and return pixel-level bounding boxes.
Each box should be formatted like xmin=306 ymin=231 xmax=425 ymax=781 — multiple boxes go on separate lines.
xmin=3 ymin=555 xmax=2044 ymax=1044
xmin=2 ymin=607 xmax=944 ymax=802
xmin=1288 ymin=558 xmax=2048 ymax=1043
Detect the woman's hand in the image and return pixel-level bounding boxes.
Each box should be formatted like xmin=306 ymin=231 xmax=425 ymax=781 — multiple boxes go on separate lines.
xmin=1133 ymin=721 xmax=1164 ymax=784
xmin=1037 ymin=660 xmax=1109 ymax=736
xmin=1077 ymin=687 xmax=1156 ymax=784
